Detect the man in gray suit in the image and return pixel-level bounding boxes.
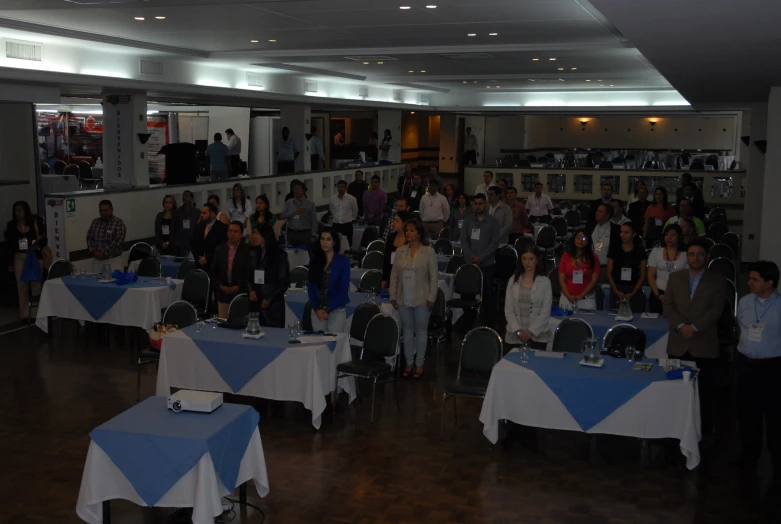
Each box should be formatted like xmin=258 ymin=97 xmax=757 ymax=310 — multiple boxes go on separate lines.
xmin=663 ymin=239 xmax=727 ymax=436
xmin=486 ymin=186 xmax=512 ymax=245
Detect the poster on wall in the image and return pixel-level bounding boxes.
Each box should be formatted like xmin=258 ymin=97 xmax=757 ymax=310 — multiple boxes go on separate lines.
xmin=45 ymin=198 xmax=68 ymax=261
xmin=146 ymin=115 xmax=169 ymax=181
xmin=102 ymin=96 xmax=135 ymax=189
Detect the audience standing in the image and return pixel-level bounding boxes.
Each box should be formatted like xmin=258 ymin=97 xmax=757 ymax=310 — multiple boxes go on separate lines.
xmin=408 ymin=174 xmax=425 ymax=211
xmin=211 ymin=221 xmax=252 ymax=319
xmin=309 ymin=127 xmax=324 ymax=170
xmin=474 ymin=170 xmax=495 ymax=196
xmin=461 ymin=193 xmax=500 ymax=326
xmin=419 ymin=178 xmax=450 ymax=237
xmin=225 ymin=128 xmax=242 ymax=176
xmin=647 ymin=224 xmax=687 ymax=313
xmin=86 ymin=200 xmax=126 ymax=273
xmin=206 ymin=133 xmax=230 ymax=180
xmin=643 ymin=187 xmax=676 ymax=247
xmin=610 ymin=199 xmax=631 ymax=226
xmin=207 ymin=195 xmax=230 ymax=225
xmin=362 ymin=175 xmax=387 ymax=227
xmin=154 ymin=195 xmax=179 ymax=255
xmin=526 ymin=182 xmax=554 ymax=223
xmin=487 ymin=186 xmax=512 ymax=245
xmin=666 ymin=198 xmax=706 ymax=236
xmin=606 ymin=223 xmax=647 ymax=307
xmin=249 ymin=223 xmax=290 ymax=328
xmin=397 ymin=164 xmax=414 ymax=200
xmin=627 ymin=187 xmax=651 ymax=233
xmin=586 ymin=183 xmax=614 ymax=231
xmin=248 ymin=194 xmax=277 ymax=234
xmin=504 ymin=242 xmax=552 ymax=350
xmin=175 ymin=190 xmax=200 ymax=255
xmin=558 ymin=229 xmax=600 ymax=310
xmin=280 ymin=181 xmax=317 ymax=245
xmin=589 ymin=203 xmax=621 ymax=273
xmin=227 ymin=183 xmax=253 ymax=228
xmin=329 ymin=180 xmax=359 ymax=249
xmin=463 ymin=127 xmax=479 ymax=166
xmin=347 ymin=171 xmax=367 ymax=216
xmin=382 ymin=211 xmax=412 ymax=289
xmin=505 ymin=187 xmax=528 ymax=245
xmin=382 ymin=198 xmax=409 ymax=241
xmin=448 ymin=193 xmax=472 ymax=242
xmin=190 ymin=203 xmax=227 ymax=272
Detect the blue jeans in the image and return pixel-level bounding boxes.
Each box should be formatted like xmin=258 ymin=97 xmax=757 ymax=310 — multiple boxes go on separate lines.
xmin=398 ymin=305 xmax=430 ymax=366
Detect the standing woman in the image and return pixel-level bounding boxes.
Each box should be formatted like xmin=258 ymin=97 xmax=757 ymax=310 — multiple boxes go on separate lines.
xmin=207 ymin=195 xmax=230 ymax=225
xmin=154 ymin=194 xmax=179 ymax=255
xmin=444 ymin=184 xmax=457 ymax=208
xmin=647 ymin=224 xmax=687 ymax=313
xmin=308 ymin=227 xmax=351 ymax=332
xmin=505 ymin=242 xmax=552 ymax=351
xmin=447 ymin=193 xmax=472 ymax=242
xmin=390 ymin=218 xmax=438 ymax=379
xmin=607 ymin=223 xmax=648 ymax=308
xmin=643 ymin=187 xmax=676 ymax=247
xmin=558 ymin=228 xmax=601 ymax=310
xmin=248 ymin=194 xmax=277 ymax=234
xmin=382 ymin=210 xmax=412 ymax=289
xmin=4 ymin=201 xmax=46 ymax=319
xmin=378 ymin=129 xmax=393 ymax=162
xmin=228 ymin=183 xmax=253 ymax=228
xmin=249 ymin=223 xmax=290 ymax=327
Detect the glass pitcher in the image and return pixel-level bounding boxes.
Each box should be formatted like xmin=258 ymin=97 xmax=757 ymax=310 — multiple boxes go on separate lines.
xmin=102 ymin=262 xmax=112 ymax=281
xmin=246 ymin=312 xmax=262 ymax=337
xmin=580 ymin=337 xmax=600 ymax=363
xmin=617 ymin=297 xmax=633 ymax=319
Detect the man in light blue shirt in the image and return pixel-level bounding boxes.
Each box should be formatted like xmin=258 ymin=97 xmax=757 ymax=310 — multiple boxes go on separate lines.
xmin=206 ymin=133 xmax=230 ymax=180
xmin=737 ymin=260 xmax=781 ymax=476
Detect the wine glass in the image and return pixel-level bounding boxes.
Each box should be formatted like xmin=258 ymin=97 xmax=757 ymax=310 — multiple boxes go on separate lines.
xmin=626 ymin=344 xmax=637 ymax=364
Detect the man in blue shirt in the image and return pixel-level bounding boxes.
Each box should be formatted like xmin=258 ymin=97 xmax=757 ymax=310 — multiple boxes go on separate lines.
xmin=737 ymin=260 xmax=781 ymax=477
xmin=206 ymin=133 xmax=230 ymax=180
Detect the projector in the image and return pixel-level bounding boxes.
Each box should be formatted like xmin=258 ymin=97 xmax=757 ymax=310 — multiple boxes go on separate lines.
xmin=167 ymin=390 xmax=223 ymax=413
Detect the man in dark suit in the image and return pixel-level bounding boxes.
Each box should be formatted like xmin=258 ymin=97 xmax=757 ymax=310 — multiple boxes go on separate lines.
xmin=627 ymin=187 xmax=651 ymax=234
xmin=663 ymin=239 xmax=727 ymax=436
xmin=211 ymin=221 xmax=253 ymax=319
xmin=682 ymin=182 xmax=706 ymax=220
xmin=586 ymin=183 xmax=614 ymax=231
xmin=587 ymin=203 xmax=621 ymax=281
xmin=190 ymin=203 xmax=228 ymax=272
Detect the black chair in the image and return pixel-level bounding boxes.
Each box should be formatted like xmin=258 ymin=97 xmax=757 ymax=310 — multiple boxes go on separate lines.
xmin=598 ymin=160 xmax=614 ymax=169
xmin=127 ymin=242 xmax=153 ymax=268
xmin=434 ymin=238 xmax=454 ymax=255
xmin=494 ymin=246 xmax=518 ymax=287
xmin=348 ymin=301 xmax=382 ymax=358
xmin=53 ymin=160 xmax=66 ymax=174
xmin=576 ymin=204 xmax=590 ymax=221
xmin=176 ymin=259 xmax=196 ymax=280
xmin=690 ymin=160 xmax=705 ymax=171
xmin=706 ymin=156 xmax=719 ymax=170
xmin=708 ymin=257 xmax=736 ymax=284
xmin=552 ymin=318 xmax=594 ymax=353
xmin=513 ymin=234 xmax=534 ymax=255
xmin=439 ymin=226 xmax=451 ymax=241
xmin=290 ymin=266 xmax=309 ymax=288
xmin=710 ymin=213 xmax=728 ymax=225
xmin=358 ymin=270 xmax=383 ymax=293
xmin=429 ymin=288 xmax=448 ymax=362
xmin=48 ymin=259 xmax=74 ymax=279
xmin=366 ymin=239 xmax=385 ymax=254
xmin=551 ymin=206 xmax=562 ymax=216
xmin=302 ymin=301 xmax=314 ymax=331
xmin=136 ymin=257 xmax=162 ymax=277
xmin=564 ymin=209 xmax=581 ymax=231
xmin=516 ymin=159 xmax=531 ymax=168
xmin=526 ymin=155 xmax=537 ymax=162
xmin=321 ymin=211 xmax=332 ymax=224
xmin=720 ymin=232 xmax=740 ymax=258
xmin=181 ymin=269 xmax=210 ymax=316
xmin=444 ymin=255 xmax=465 ymax=274
xmin=612 ymin=156 xmax=625 ymax=164
xmin=446 ymin=264 xmax=483 ymax=324
xmin=227 ymin=294 xmax=249 ymax=323
xmin=40 ymin=162 xmax=50 ymax=174
xmin=707 ymin=223 xmax=729 ymax=243
xmin=535 ymin=225 xmax=558 ymax=270
xmin=346 ymin=226 xmax=379 ymax=259
xmin=548 ymin=267 xmax=561 ymax=303
xmin=550 ymin=216 xmax=569 ymax=241
xmin=603 ymin=323 xmax=646 ymax=357
xmin=441 ymin=327 xmax=503 ymax=435
xmin=361 ymin=251 xmax=384 ymax=270
xmin=709 ymin=243 xmax=734 ymax=261
xmin=336 ymin=314 xmax=401 ymax=423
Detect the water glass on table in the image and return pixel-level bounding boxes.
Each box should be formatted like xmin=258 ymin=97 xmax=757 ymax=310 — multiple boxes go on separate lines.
xmin=626 ymin=345 xmax=638 ymax=364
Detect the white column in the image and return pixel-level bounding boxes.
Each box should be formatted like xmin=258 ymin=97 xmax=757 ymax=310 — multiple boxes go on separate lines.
xmin=377 ymin=110 xmax=402 ymax=163
xmin=743 ymin=104 xmax=766 ymax=262
xmin=101 ymin=92 xmax=149 ymax=189
xmin=279 ymin=105 xmax=311 ymax=173
xmin=759 ymin=88 xmax=781 ymax=263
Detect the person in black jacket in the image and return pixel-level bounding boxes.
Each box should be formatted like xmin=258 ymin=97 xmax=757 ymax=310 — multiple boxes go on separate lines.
xmin=381 ymin=211 xmax=412 ymax=289
xmin=190 ymin=203 xmax=228 ymax=272
xmin=154 ymin=194 xmax=179 ymax=255
xmin=586 ymin=183 xmax=614 ymax=231
xmin=211 ymin=221 xmax=253 ymax=319
xmin=347 ymin=170 xmax=368 ymax=216
xmin=249 ymin=223 xmax=290 ymax=327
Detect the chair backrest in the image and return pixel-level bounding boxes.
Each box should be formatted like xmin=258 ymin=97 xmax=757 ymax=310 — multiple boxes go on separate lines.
xmin=710 ymin=213 xmax=728 ymax=225
xmin=136 ymin=256 xmax=162 ymax=277
xmin=366 ymin=239 xmax=385 ymax=254
xmin=181 ymin=269 xmax=210 ymax=309
xmin=53 ymin=160 xmax=66 ymax=174
xmin=361 ymin=251 xmax=384 ymax=270
xmin=358 ymin=270 xmax=383 ymax=293
xmin=552 ymin=318 xmax=594 ymax=353
xmin=559 ymin=200 xmax=573 ymax=210
xmin=321 ymin=211 xmax=332 ymax=224
xmin=453 ymin=263 xmax=483 ymax=297
xmin=699 ymin=237 xmax=715 ymax=251
xmin=360 ymin=226 xmax=379 ymax=248
xmin=575 ymin=203 xmax=590 ymax=218
xmin=707 ymin=222 xmax=729 ymax=243
xmin=603 ymin=323 xmax=647 ymax=355
xmin=550 ymin=216 xmax=569 ymax=237
xmin=430 ymin=287 xmax=446 ymax=322
xmin=47 ymin=259 xmax=74 ymax=280
xmin=612 ymin=156 xmax=625 ymax=164
xmin=433 ymin=238 xmax=454 ymax=255
xmin=550 ymin=206 xmax=562 ymax=216
xmin=128 ymin=242 xmax=153 ymax=264
xmin=564 ymin=209 xmax=581 ymax=228
xmin=720 ymin=232 xmax=740 ymax=256
xmin=444 ymin=255 xmax=465 ymax=274
xmin=547 ymin=267 xmax=561 ymax=300
xmin=458 ymin=327 xmax=503 ymax=378
xmin=513 ymin=234 xmax=534 ymax=254
xmin=708 ymin=243 xmax=734 ymax=261
xmin=495 ymin=246 xmax=518 ymax=280
xmin=708 ymin=257 xmax=736 ymax=283
xmin=162 ymin=300 xmax=198 ymax=328
xmin=176 ymin=259 xmax=196 ymax=279
xmin=361 ymin=314 xmax=400 ymax=360
xmin=705 ymin=156 xmax=719 ymax=169
xmin=690 ymin=160 xmax=705 ymax=171
xmin=709 ymin=207 xmax=727 ymax=219
xmin=516 ymin=159 xmax=531 ymax=168
xmin=350 ymin=301 xmax=382 ymax=342
xmin=439 ymin=226 xmax=451 ymax=240
xmin=598 ymin=160 xmax=614 ymax=169
xmin=725 ymin=278 xmax=738 ymax=318
xmin=228 ymin=293 xmax=249 ymax=322
xmin=536 ymin=225 xmax=557 ymax=248
xmin=40 ymin=162 xmax=50 ymax=174
xmin=526 ymin=155 xmax=537 ymax=162
xmin=290 ymin=266 xmax=309 ymax=288
xmin=302 ymin=301 xmax=313 ymax=331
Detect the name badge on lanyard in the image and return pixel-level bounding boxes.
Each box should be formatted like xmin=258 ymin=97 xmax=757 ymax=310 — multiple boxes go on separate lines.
xmin=748 ymin=323 xmax=764 ymax=342
xmin=572 ymin=270 xmax=584 ymax=285
xmin=183 ymin=220 xmax=191 ymax=229
xmin=621 ymin=267 xmax=632 ymax=281
xmin=18 ymin=238 xmax=28 ymax=251
xmin=411 ymin=191 xmax=418 ymax=198
xmin=254 ymin=270 xmax=265 ymax=285
xmin=458 ymin=220 xmax=463 ymax=229
xmin=471 ymin=228 xmax=481 ymax=241
xmin=654 ymin=218 xmax=662 ymax=226
xmin=162 ymin=225 xmax=170 ymax=235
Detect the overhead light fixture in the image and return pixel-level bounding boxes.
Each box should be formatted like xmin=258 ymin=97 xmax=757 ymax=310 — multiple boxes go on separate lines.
xmin=597 ymin=79 xmax=603 ymax=82
xmin=489 ymin=32 xmax=498 ymax=36
xmin=462 ymin=80 xmax=467 ymax=83
xmin=410 ymin=111 xmax=415 ymax=114
xmin=155 ymin=16 xmax=165 ymax=20
xmin=377 ymin=61 xmax=384 ymax=64
xmin=268 ymin=39 xmax=276 ymax=42
xmin=549 ymin=58 xmax=556 ymax=61
xmin=134 ymin=16 xmax=144 ymax=20
xmin=532 ymin=58 xmax=539 ymax=61
xmin=250 ymin=40 xmax=259 ymax=43
xmin=363 ymin=62 xmax=370 ymax=65
xmin=585 ymin=79 xmax=591 ymax=82
xmin=580 ymin=119 xmax=589 ymax=126
xmin=571 ymin=67 xmax=577 ymax=70
xmin=408 ymin=70 xmax=414 ymax=73
xmin=486 ymin=86 xmax=491 ymax=88
xmin=473 ymin=80 xmax=477 ymax=83
xmin=649 ymin=118 xmax=658 ymax=126
xmin=609 ymin=84 xmax=614 ymax=87
xmin=426 ymin=4 xmax=437 ymax=7
xmin=496 ymin=86 xmax=500 ymax=88
xmin=467 ymin=33 xmax=476 ymax=36
xmin=400 ymin=5 xmax=411 ymax=9
xmin=420 ymin=70 xmax=426 ymax=73
xmin=528 ymin=79 xmax=535 ymax=82
xmin=557 ymin=67 xmax=564 ymax=71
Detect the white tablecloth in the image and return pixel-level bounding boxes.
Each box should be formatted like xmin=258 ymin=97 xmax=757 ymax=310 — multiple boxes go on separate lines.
xmin=156 ymin=330 xmax=355 ymax=429
xmin=284 ymin=247 xmax=310 ymax=269
xmin=76 ymin=427 xmax=269 ymax=524
xmin=41 ymin=174 xmax=79 ymax=194
xmin=479 ymin=356 xmax=701 ymax=469
xmin=35 ymin=278 xmax=183 ymax=332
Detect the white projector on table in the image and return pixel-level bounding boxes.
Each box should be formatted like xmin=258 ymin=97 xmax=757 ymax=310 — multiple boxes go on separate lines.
xmin=167 ymin=390 xmax=223 ymax=413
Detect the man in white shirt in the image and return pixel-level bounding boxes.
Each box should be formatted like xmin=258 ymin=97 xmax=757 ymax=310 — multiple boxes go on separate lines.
xmin=487 ymin=186 xmax=512 ymax=245
xmin=590 ymin=203 xmax=620 ymax=267
xmin=225 ymin=128 xmax=242 ymax=176
xmin=329 ymin=180 xmax=358 ymax=250
xmin=276 ymin=126 xmax=300 ymax=174
xmin=475 ymin=170 xmax=496 ymax=196
xmin=419 ymin=179 xmax=450 ymax=236
xmin=464 ymin=127 xmax=479 ymax=166
xmin=610 ymin=199 xmax=632 ymax=226
xmin=309 ymin=127 xmax=324 ymax=170
xmin=526 ymin=182 xmax=554 ymax=223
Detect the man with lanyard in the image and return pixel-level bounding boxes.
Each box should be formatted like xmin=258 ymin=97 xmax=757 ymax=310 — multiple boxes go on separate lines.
xmin=382 ymin=198 xmax=410 ymax=240
xmin=329 ymin=180 xmax=358 ymax=251
xmin=486 ymin=186 xmax=511 ymax=245
xmin=175 ymin=190 xmax=200 ymax=255
xmin=460 ymin=193 xmax=500 ymax=327
xmin=526 ymin=182 xmax=554 ymax=223
xmin=362 ymin=175 xmax=387 ymax=227
xmin=280 ymin=181 xmax=317 ymax=245
xmin=505 ymin=186 xmax=528 ymax=245
xmin=419 ymin=179 xmax=450 ymax=237
xmin=737 ymin=261 xmax=781 ymax=478
xmin=397 ymin=164 xmax=414 ymax=199
xmin=665 ymin=198 xmax=706 ymax=236
xmin=276 ymin=126 xmax=300 ymax=174
xmin=590 ymin=203 xmax=620 ymax=280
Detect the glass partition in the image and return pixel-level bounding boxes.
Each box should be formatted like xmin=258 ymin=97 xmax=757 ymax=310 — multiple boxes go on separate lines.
xmin=573 ymin=174 xmax=593 ymax=194
xmin=547 ymin=173 xmax=566 ymax=194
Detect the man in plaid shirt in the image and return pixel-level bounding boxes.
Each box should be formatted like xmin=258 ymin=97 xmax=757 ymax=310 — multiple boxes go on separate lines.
xmin=86 ymin=200 xmax=127 ymax=273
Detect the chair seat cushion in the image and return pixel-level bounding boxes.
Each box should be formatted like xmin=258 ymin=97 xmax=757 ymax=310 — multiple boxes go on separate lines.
xmin=138 ymin=347 xmax=161 ymax=362
xmin=443 ymin=378 xmax=488 ymax=397
xmin=337 ymin=359 xmax=392 ymax=377
xmin=447 ymin=298 xmax=480 ymax=309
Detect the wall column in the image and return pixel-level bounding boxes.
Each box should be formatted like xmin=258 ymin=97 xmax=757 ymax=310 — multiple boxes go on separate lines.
xmin=279 ymin=104 xmax=311 ymax=173
xmin=759 ymin=88 xmax=781 ymax=263
xmin=377 ymin=110 xmax=402 ymax=163
xmin=744 ymin=103 xmax=767 ymax=262
xmin=101 ymin=91 xmax=149 ymax=189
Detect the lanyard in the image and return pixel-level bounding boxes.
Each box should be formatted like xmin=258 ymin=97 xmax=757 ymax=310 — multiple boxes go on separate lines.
xmin=755 ymin=295 xmax=777 ymax=323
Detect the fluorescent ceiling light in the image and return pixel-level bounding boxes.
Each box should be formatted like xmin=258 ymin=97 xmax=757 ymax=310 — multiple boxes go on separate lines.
xmin=155 ymin=16 xmax=165 ymax=20
xmin=250 ymin=40 xmax=259 ymax=43
xmin=532 ymin=58 xmax=539 ymax=61
xmin=134 ymin=16 xmax=144 ymax=20
xmin=400 ymin=6 xmax=411 ymax=9
xmin=253 ymin=63 xmax=366 ymax=81
xmin=268 ymin=40 xmax=276 ymax=43
xmin=467 ymin=33 xmax=476 ymax=37
xmin=426 ymin=5 xmax=437 ymax=8
xmin=549 ymin=58 xmax=556 ymax=61
xmin=489 ymin=33 xmax=498 ymax=36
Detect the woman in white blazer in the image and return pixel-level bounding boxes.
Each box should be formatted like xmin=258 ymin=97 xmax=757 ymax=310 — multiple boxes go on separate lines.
xmin=504 ymin=242 xmax=552 ymax=351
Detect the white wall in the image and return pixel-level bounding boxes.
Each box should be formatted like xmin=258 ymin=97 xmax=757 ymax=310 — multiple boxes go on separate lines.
xmin=484 ymin=116 xmax=525 ymax=165
xmin=205 ymin=106 xmax=251 ymax=163
xmin=0 ymin=102 xmax=37 ymax=214
xmin=759 ymin=88 xmax=781 ymax=264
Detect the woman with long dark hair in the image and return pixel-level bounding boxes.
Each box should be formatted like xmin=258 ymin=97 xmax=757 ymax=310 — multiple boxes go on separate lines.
xmin=248 ymin=194 xmax=277 ymax=234
xmin=307 ymin=227 xmax=351 ymax=332
xmin=647 ymin=224 xmax=687 ymax=313
xmin=505 ymin=242 xmax=552 ymax=350
xmin=154 ymin=194 xmax=179 ymax=255
xmin=447 ymin=193 xmax=472 ymax=242
xmin=558 ymin=228 xmax=601 ymax=309
xmin=4 ymin=201 xmax=46 ymax=319
xmin=444 ymin=184 xmax=457 ymax=208
xmin=382 ymin=210 xmax=412 ymax=289
xmin=643 ymin=186 xmax=676 ymax=247
xmin=228 ymin=183 xmax=252 ymax=227
xmin=249 ymin=223 xmax=289 ymax=327
xmin=607 ymin=223 xmax=648 ymax=308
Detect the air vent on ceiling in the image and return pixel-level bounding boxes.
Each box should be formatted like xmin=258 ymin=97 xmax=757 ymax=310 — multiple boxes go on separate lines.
xmin=419 ymin=94 xmax=430 ymax=105
xmin=305 ymin=81 xmax=318 ymax=93
xmin=139 ymin=59 xmax=164 ymax=77
xmin=439 ymin=52 xmax=495 ymax=60
xmin=246 ymin=73 xmax=264 ymax=88
xmin=392 ymin=90 xmax=403 ymax=102
xmin=358 ymin=86 xmax=369 ymax=98
xmin=343 ymin=55 xmax=398 ymax=62
xmin=5 ymin=39 xmax=42 ymax=61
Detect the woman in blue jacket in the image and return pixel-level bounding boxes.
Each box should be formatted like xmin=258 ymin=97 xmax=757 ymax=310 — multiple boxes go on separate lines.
xmin=307 ymin=227 xmax=351 ymax=332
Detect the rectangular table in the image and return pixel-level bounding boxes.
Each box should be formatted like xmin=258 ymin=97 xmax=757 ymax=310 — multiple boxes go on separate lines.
xmin=479 ymin=351 xmax=700 ymax=469
xmin=156 ymin=326 xmax=356 ymax=429
xmin=284 ymin=290 xmax=397 ymax=337
xmin=36 ymin=275 xmax=183 ymax=333
xmin=76 ymin=397 xmax=269 ymax=524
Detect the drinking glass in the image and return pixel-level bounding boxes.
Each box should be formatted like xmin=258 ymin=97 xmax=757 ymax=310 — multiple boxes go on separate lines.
xmin=71 ymin=266 xmax=78 ymax=278
xmin=626 ymin=345 xmax=637 ymax=364
xmin=288 ymin=324 xmax=297 ymax=342
xmin=520 ymin=342 xmax=531 ymax=364
xmin=79 ymin=268 xmax=87 ymax=279
xmin=572 ymin=299 xmax=579 ymax=315
xmin=195 ymin=319 xmax=202 ymax=333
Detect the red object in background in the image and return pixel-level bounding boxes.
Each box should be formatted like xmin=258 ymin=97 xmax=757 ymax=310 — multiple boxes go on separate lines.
xmin=84 ymin=116 xmax=104 ymax=133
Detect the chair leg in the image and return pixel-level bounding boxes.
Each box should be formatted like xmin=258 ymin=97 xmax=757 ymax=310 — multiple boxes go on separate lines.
xmin=370 ymin=377 xmax=378 ymax=423
xmin=441 ymin=393 xmax=447 ymax=436
xmin=136 ymin=362 xmax=142 ymax=402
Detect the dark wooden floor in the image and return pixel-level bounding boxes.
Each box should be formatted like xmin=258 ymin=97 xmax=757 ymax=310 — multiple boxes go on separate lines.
xmin=2 ymin=317 xmax=779 ymax=524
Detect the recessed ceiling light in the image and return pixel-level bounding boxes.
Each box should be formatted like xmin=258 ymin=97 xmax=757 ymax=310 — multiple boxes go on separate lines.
xmin=597 ymin=79 xmax=603 ymax=82
xmin=467 ymin=33 xmax=477 ymax=36
xmin=486 ymin=86 xmax=491 ymax=88
xmin=532 ymin=58 xmax=539 ymax=61
xmin=496 ymin=86 xmax=500 ymax=88
xmin=426 ymin=4 xmax=437 ymax=8
xmin=363 ymin=62 xmax=370 ymax=65
xmin=489 ymin=32 xmax=498 ymax=36
xmin=585 ymin=79 xmax=591 ymax=82
xmin=410 ymin=111 xmax=415 ymax=114
xmin=473 ymin=81 xmax=478 ymax=83
xmin=420 ymin=70 xmax=426 ymax=73
xmin=462 ymin=81 xmax=467 ymax=83
xmin=134 ymin=16 xmax=144 ymax=20
xmin=600 ymin=84 xmax=605 ymax=87
xmin=377 ymin=61 xmax=384 ymax=64
xmin=250 ymin=40 xmax=259 ymax=43
xmin=549 ymin=58 xmax=556 ymax=61
xmin=408 ymin=70 xmax=414 ymax=73
xmin=400 ymin=6 xmax=411 ymax=9
xmin=571 ymin=67 xmax=577 ymax=71
xmin=557 ymin=67 xmax=564 ymax=71
xmin=155 ymin=16 xmax=165 ymax=20
xmin=609 ymin=84 xmax=614 ymax=87
xmin=268 ymin=39 xmax=277 ymax=43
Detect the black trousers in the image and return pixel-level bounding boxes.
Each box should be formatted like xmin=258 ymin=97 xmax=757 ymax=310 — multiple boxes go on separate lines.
xmin=464 ymin=149 xmax=477 ymax=166
xmin=480 ymin=263 xmax=497 ymax=328
xmin=229 ymin=155 xmax=240 ymax=176
xmin=310 ymin=154 xmax=320 ymax=170
xmin=278 ymin=160 xmax=295 ymax=174
xmin=332 ymin=222 xmax=354 ymax=249
xmin=737 ymin=353 xmax=781 ymax=469
xmin=286 ymin=229 xmax=312 ymax=246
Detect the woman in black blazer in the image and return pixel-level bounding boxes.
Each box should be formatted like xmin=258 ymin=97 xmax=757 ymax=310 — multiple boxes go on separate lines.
xmin=154 ymin=194 xmax=180 ymax=255
xmin=249 ymin=223 xmax=290 ymax=327
xmin=382 ymin=211 xmax=411 ymax=288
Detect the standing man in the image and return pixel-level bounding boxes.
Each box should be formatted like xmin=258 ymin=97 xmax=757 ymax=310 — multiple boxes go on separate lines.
xmin=736 ymin=261 xmax=781 ymax=477
xmin=190 ymin=203 xmax=228 ymax=272
xmin=408 ymin=174 xmax=425 ymax=211
xmin=675 ymin=173 xmax=694 ymax=201
xmin=276 ymin=126 xmax=300 ymax=174
xmin=610 ymin=199 xmax=632 ymax=227
xmin=419 ymin=179 xmax=450 ymax=237
xmin=663 ymin=240 xmax=727 ymax=438
xmin=362 ymin=175 xmax=387 ymax=227
xmin=175 ymin=190 xmax=200 ymax=255
xmin=206 ymin=133 xmax=230 ymax=180
xmin=86 ymin=200 xmax=127 ymax=273
xmin=496 ymin=179 xmax=507 ymax=200
xmin=309 ymin=127 xmax=325 ymax=170
xmin=487 ymin=186 xmax=512 ymax=245
xmin=460 ymin=193 xmax=500 ymax=326
xmin=225 ymin=128 xmax=241 ymax=177
xmin=329 ymin=180 xmax=358 ymax=248
xmin=428 ymin=166 xmax=442 ymax=186
xmin=211 ymin=221 xmax=253 ymax=319
xmin=347 ymin=170 xmax=368 ymax=216
xmin=397 ymin=164 xmax=414 ymax=199
xmin=587 ymin=183 xmax=614 ymax=231
xmin=506 ymin=187 xmax=528 ymax=245
xmin=464 ymin=127 xmax=479 ymax=166
xmin=526 ymin=182 xmax=554 ymax=223
xmin=665 ymin=198 xmax=706 ymax=236
xmin=683 ymin=182 xmax=706 ymax=220
xmin=280 ymin=181 xmax=317 ymax=245
xmin=382 ymin=198 xmax=410 ymax=240
xmin=589 ymin=203 xmax=621 ymax=276
xmin=474 ymin=170 xmax=496 ymax=196
xmin=628 ymin=187 xmax=651 ymax=233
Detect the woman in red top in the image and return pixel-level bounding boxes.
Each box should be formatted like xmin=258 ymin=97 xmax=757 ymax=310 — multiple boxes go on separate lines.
xmin=643 ymin=187 xmax=676 ymax=247
xmin=558 ymin=228 xmax=601 ymax=309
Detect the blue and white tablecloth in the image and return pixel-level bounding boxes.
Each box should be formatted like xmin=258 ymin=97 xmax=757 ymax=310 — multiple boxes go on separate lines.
xmin=284 ymin=290 xmax=397 ymax=337
xmin=76 ymin=397 xmax=269 ymax=524
xmin=480 ymin=351 xmax=701 ymax=469
xmin=157 ymin=325 xmax=355 ymax=429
